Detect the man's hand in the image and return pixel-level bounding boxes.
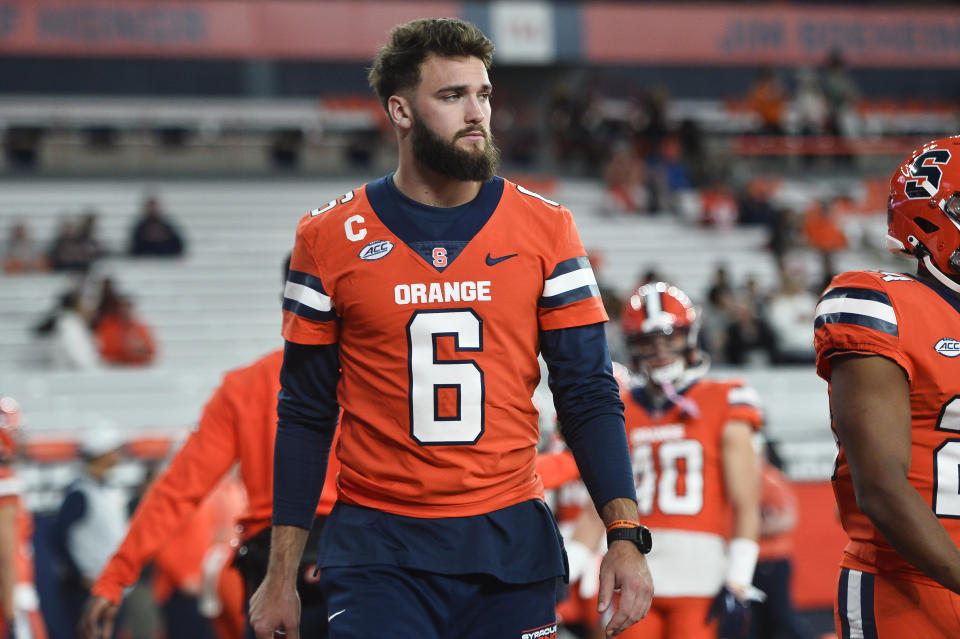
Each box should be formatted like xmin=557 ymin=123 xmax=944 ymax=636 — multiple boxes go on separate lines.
xmin=597 ymin=539 xmax=654 ymax=637
xmin=249 ymin=575 xmax=301 ymax=639
xmin=79 ymin=595 xmax=119 ymax=639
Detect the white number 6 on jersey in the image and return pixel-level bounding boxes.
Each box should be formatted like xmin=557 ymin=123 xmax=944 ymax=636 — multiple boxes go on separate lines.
xmin=407 ymin=309 xmax=484 ymax=444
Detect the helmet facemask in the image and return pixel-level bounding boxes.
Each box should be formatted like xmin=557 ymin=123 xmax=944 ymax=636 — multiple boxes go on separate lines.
xmin=626 ymin=327 xmax=690 ymax=387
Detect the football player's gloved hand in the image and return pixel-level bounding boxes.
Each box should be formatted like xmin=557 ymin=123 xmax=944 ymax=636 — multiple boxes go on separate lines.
xmin=706 ymin=584 xmax=765 ymax=639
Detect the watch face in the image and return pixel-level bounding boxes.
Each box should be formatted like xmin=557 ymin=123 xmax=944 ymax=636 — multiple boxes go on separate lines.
xmin=607 ymin=525 xmax=652 ymax=554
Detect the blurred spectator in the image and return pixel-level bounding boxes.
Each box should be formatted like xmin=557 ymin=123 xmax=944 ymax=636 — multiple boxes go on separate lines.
xmin=747 ymin=67 xmax=787 ymax=134
xmin=699 ymin=180 xmax=739 ymax=228
xmin=749 ymin=455 xmax=815 ymax=639
xmin=636 ymin=87 xmax=669 ymax=160
xmin=802 ymin=199 xmax=848 ymax=289
xmin=724 ymin=297 xmax=775 ymax=366
xmin=821 ymin=50 xmax=860 ymax=138
xmin=737 ymin=178 xmax=779 ymax=227
xmin=3 ymin=221 xmax=49 ymax=274
xmin=548 ymin=84 xmax=599 ymax=172
xmin=765 ymin=263 xmax=817 ymax=365
xmin=95 ymin=296 xmax=157 ymax=366
xmin=792 ymin=67 xmax=826 ymax=136
xmin=48 ymin=217 xmax=101 ymax=273
xmin=701 ymin=267 xmax=736 ymax=362
xmin=767 ymin=208 xmax=802 ymax=274
xmin=677 ymin=118 xmax=708 ymax=187
xmin=604 ymin=143 xmax=653 ymax=214
xmin=91 ymin=277 xmax=123 ymax=330
xmin=49 ymin=291 xmax=102 ymax=370
xmin=51 ymin=429 xmax=128 ymax=637
xmin=129 ymin=196 xmax=185 ymax=257
xmin=650 ymin=138 xmax=692 ymax=192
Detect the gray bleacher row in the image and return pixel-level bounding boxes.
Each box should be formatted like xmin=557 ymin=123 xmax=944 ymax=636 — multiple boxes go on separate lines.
xmin=0 ymin=177 xmax=899 ymax=478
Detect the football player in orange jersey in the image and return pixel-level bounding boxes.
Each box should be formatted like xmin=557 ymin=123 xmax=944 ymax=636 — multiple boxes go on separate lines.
xmin=79 ymin=350 xmax=340 ymax=639
xmin=251 ymin=17 xmax=652 ymax=639
xmin=0 ymin=397 xmax=47 ymax=639
xmin=815 ymin=136 xmax=960 ymax=638
xmin=614 ymin=283 xmax=763 ymax=639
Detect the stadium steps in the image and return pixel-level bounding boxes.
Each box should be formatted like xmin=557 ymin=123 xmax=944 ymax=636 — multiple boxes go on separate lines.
xmin=0 ymin=178 xmax=883 ymax=458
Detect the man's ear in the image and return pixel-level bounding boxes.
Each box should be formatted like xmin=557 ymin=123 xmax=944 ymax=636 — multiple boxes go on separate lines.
xmin=389 ymin=94 xmax=413 ymax=131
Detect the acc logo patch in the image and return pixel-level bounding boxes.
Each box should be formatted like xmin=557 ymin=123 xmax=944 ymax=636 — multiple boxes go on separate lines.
xmin=358 ymin=240 xmax=394 ymax=261
xmin=935 ymin=338 xmax=960 ymax=358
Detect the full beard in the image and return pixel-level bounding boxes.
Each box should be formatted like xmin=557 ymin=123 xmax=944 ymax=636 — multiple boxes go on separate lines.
xmin=411 ymin=117 xmax=500 ymax=183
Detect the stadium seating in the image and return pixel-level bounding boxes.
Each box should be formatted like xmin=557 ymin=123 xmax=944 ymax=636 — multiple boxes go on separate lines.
xmin=0 ymin=177 xmax=889 ymax=501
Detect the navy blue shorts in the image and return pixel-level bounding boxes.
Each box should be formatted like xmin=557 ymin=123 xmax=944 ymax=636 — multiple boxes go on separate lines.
xmin=320 ymin=565 xmax=558 ymax=639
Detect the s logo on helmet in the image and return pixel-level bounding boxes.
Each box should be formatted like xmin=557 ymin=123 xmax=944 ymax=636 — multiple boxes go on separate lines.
xmin=358 ymin=240 xmax=394 ymax=260
xmin=905 ymin=149 xmax=951 ymax=199
xmin=935 ymin=337 xmax=960 ymax=358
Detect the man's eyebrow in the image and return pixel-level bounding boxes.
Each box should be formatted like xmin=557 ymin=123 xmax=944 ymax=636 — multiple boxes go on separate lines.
xmin=434 ymin=83 xmax=493 ymax=94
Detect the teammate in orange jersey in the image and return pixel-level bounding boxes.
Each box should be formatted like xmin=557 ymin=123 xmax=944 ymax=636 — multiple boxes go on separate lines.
xmin=79 ymin=350 xmax=340 ymax=639
xmin=251 ymin=17 xmax=652 ymax=639
xmin=0 ymin=397 xmax=47 ymax=639
xmin=614 ymin=282 xmax=763 ymax=639
xmin=814 ymin=136 xmax=960 ymax=638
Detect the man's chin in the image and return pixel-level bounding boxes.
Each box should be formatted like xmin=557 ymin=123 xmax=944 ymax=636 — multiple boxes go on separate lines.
xmin=456 ymin=138 xmax=488 ymax=153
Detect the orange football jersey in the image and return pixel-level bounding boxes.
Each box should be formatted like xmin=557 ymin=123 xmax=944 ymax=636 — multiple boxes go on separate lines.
xmin=0 ymin=465 xmax=47 ymax=639
xmin=0 ymin=466 xmax=37 ymax=588
xmin=282 ymin=177 xmax=608 ymax=517
xmin=815 ymin=270 xmax=960 ymax=585
xmin=93 ymin=350 xmax=339 ymax=605
xmin=622 ymin=379 xmax=763 ymax=536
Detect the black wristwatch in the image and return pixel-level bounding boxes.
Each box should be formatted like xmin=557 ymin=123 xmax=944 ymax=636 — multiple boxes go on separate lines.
xmin=607 ymin=525 xmax=652 ymax=554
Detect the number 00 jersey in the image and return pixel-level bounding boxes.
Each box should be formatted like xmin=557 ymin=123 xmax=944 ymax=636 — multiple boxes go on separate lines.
xmin=815 ymin=270 xmax=960 ymax=585
xmin=621 ymin=377 xmax=762 ymax=596
xmin=282 ymin=176 xmax=607 ymax=518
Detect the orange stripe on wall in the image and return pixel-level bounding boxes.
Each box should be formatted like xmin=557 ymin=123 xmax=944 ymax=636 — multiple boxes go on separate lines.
xmin=0 ymin=0 xmax=458 ymax=59
xmin=791 ymin=480 xmax=847 ymax=609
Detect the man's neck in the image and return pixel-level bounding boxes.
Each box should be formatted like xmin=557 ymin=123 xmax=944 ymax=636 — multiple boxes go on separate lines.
xmin=392 ymin=162 xmax=482 ymax=208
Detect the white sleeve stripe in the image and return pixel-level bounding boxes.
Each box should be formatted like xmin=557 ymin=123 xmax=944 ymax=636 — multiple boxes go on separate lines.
xmin=283 ymin=281 xmax=332 ymax=312
xmin=542 ymin=268 xmax=598 ymax=298
xmin=0 ymin=477 xmax=22 ymax=497
xmin=814 ymin=297 xmax=897 ymax=325
xmin=728 ymin=386 xmax=761 ymax=408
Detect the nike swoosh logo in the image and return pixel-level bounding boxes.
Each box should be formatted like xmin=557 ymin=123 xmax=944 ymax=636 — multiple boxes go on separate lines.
xmin=485 ymin=253 xmax=518 ymax=266
xmin=328 ymin=609 xmax=346 ymax=622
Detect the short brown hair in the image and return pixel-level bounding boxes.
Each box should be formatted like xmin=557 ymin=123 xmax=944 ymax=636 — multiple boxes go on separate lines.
xmin=368 ymin=18 xmax=494 ymax=115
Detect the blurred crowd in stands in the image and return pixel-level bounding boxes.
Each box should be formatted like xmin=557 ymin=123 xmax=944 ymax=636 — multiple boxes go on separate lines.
xmin=4 ymin=194 xmax=187 ymax=370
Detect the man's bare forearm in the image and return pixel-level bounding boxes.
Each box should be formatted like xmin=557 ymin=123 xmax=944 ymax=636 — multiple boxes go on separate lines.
xmin=266 ymin=525 xmax=310 ymax=582
xmin=599 ymin=497 xmax=640 ymax=527
xmin=859 ymin=477 xmax=960 ymax=593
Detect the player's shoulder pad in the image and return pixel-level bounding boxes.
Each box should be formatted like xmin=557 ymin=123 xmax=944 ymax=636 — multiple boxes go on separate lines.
xmin=816 ymin=270 xmax=904 ymax=336
xmin=821 ymin=270 xmax=915 ymax=298
xmin=297 ymin=187 xmax=365 ymax=232
xmin=503 ymin=178 xmax=567 ymax=214
xmin=721 ymin=379 xmax=763 ymax=410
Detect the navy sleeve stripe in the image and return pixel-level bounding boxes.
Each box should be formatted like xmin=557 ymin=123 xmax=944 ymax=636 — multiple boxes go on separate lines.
xmin=287 ymin=268 xmax=328 ymax=294
xmin=539 ymin=284 xmax=601 ymax=308
xmin=819 ymin=286 xmax=891 ymax=306
xmin=282 ymin=297 xmax=337 ymax=322
xmin=814 ymin=312 xmax=898 ymax=336
xmin=547 ymin=256 xmax=591 ymax=279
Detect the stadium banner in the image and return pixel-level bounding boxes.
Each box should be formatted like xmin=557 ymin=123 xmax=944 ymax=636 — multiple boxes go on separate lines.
xmin=582 ymin=3 xmax=960 ymax=68
xmin=2 ymin=1 xmax=958 ymax=67
xmin=0 ymin=0 xmax=457 ymax=59
xmin=489 ymin=1 xmax=555 ymax=64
